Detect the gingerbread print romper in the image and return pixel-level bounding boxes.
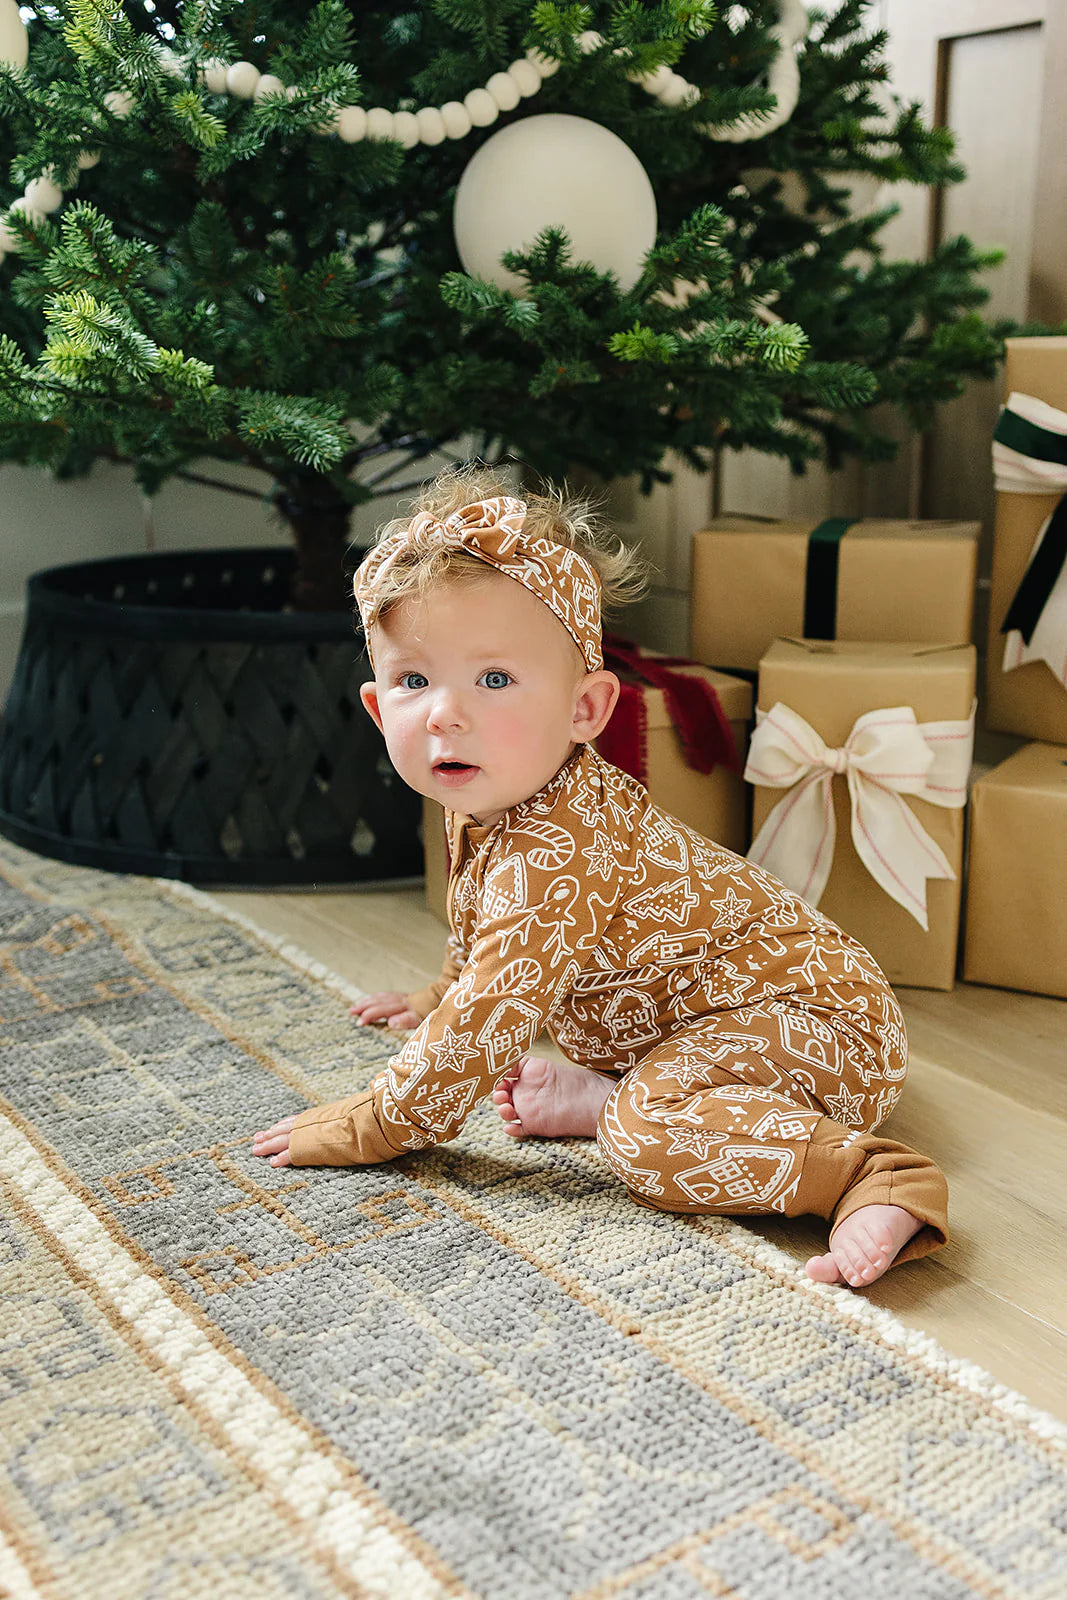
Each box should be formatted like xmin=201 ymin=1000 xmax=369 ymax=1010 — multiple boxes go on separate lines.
xmin=290 ymin=745 xmax=949 ymax=1259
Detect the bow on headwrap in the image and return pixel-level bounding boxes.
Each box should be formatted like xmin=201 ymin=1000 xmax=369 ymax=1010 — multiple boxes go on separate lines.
xmin=744 ymin=701 xmax=974 ymax=930
xmin=354 ymin=495 xmax=604 ymax=672
xmin=993 ymin=391 xmax=1067 ymax=691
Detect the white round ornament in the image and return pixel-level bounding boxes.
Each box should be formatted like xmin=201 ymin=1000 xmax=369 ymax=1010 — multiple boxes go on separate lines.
xmin=453 ymin=113 xmax=656 ymax=294
xmin=104 ymin=88 xmax=135 ymax=118
xmin=24 ymin=176 xmax=63 ymax=213
xmin=415 ymin=106 xmax=446 ymax=145
xmin=506 ymin=58 xmax=541 ymax=98
xmin=0 ymin=0 xmax=27 ymax=71
xmin=485 ymin=72 xmax=520 ymax=113
xmin=463 ymin=87 xmax=498 ymax=128
xmin=199 ymin=57 xmax=228 ymax=93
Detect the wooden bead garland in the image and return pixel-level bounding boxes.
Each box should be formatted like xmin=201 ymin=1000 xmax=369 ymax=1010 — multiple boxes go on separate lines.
xmin=0 ymin=5 xmax=808 ymax=263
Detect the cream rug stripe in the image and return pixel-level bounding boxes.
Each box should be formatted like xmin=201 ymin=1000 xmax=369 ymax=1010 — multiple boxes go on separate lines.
xmin=0 ymin=1111 xmax=463 ymax=1600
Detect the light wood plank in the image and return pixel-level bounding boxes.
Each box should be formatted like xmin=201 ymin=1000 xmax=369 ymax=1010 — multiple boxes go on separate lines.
xmin=898 ymin=984 xmax=1067 ymax=1119
xmin=212 ymin=884 xmax=1067 ymax=1424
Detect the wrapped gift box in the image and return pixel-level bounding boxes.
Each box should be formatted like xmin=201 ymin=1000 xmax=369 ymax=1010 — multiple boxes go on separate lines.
xmin=986 ymin=337 xmax=1067 ymax=743
xmin=748 ymin=640 xmax=976 ymax=991
xmin=691 ymin=517 xmax=979 ymax=674
xmin=596 ymin=652 xmax=752 ymax=852
xmin=423 ymin=656 xmax=753 ymax=924
xmin=422 ymin=796 xmax=449 ymax=924
xmin=963 ymin=742 xmax=1067 ymax=998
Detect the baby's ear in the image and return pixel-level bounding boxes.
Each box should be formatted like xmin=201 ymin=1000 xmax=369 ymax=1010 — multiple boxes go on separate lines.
xmin=360 ymin=681 xmax=384 ymax=732
xmin=572 ymin=671 xmax=620 ymax=743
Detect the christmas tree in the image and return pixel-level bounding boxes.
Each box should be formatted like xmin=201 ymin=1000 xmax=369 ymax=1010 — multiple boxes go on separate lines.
xmin=0 ymin=0 xmax=1004 ymax=608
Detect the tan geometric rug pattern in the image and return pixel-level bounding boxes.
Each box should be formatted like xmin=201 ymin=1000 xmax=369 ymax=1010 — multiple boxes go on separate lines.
xmin=0 ymin=837 xmax=1064 ymax=1600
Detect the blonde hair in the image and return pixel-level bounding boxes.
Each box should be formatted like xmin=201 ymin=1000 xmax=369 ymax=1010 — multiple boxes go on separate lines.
xmin=358 ymin=464 xmax=652 ymax=629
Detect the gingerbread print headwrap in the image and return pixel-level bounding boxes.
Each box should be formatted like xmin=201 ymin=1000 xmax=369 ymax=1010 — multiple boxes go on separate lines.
xmin=353 ymin=496 xmax=604 ymax=673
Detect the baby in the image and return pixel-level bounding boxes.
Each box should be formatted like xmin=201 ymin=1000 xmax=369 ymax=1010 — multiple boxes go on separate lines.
xmin=253 ymin=470 xmax=948 ymax=1289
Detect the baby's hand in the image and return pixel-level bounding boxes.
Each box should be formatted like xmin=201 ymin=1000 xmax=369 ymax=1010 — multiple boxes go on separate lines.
xmin=252 ymin=1116 xmax=296 ymax=1168
xmin=349 ymin=991 xmax=420 ymax=1030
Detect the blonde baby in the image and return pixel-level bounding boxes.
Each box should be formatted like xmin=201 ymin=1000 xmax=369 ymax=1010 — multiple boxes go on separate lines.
xmin=253 ymin=470 xmax=948 ymax=1288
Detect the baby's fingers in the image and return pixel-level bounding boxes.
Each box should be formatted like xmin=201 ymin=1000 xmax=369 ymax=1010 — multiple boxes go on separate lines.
xmin=350 ymin=998 xmax=397 ymax=1024
xmin=252 ymin=1130 xmax=288 ymax=1153
xmin=253 ymin=1116 xmax=297 ymax=1141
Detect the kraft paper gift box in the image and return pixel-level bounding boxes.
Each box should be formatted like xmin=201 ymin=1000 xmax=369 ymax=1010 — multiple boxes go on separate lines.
xmin=747 ymin=640 xmax=977 ymax=992
xmin=595 ymin=640 xmax=752 ymax=854
xmin=963 ymin=742 xmax=1067 ymax=998
xmin=423 ymin=796 xmax=450 ymax=924
xmin=690 ymin=517 xmax=979 ymax=675
xmin=424 ymin=653 xmax=753 ymax=924
xmin=986 ymin=336 xmax=1067 ymax=743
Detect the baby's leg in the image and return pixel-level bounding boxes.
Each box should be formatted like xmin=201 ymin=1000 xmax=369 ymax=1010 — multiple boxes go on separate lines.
xmin=595 ymin=1018 xmax=947 ymax=1287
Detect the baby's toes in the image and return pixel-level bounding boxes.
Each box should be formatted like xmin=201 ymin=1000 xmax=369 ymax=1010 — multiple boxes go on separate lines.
xmin=492 ymin=1085 xmax=520 ymax=1122
xmin=833 ymin=1238 xmax=874 ymax=1287
xmin=854 ymin=1223 xmax=892 ymax=1274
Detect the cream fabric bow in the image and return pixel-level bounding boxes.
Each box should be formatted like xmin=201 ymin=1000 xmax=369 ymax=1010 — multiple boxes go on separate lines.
xmin=745 ymin=701 xmax=974 ymax=929
xmin=993 ymin=391 xmax=1067 ymax=690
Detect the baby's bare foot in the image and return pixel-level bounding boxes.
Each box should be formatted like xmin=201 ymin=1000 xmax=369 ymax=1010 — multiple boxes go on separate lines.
xmin=492 ymin=1055 xmax=616 ymax=1139
xmin=805 ymin=1203 xmax=923 ymax=1289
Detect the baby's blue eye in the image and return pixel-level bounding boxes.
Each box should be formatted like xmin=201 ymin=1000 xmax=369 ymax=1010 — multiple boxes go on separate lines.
xmin=400 ymin=672 xmax=428 ymax=689
xmin=480 ymin=670 xmax=512 ymax=690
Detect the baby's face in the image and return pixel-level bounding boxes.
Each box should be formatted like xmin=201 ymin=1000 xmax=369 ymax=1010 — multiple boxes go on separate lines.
xmin=361 ymin=571 xmax=593 ymax=826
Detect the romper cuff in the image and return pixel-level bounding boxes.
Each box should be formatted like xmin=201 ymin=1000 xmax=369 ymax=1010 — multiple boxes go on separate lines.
xmin=289 ymin=1092 xmax=406 ymax=1166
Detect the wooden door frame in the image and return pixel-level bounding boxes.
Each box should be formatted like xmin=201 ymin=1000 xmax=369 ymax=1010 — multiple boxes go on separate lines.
xmin=883 ymin=0 xmax=1064 ymax=322
xmin=876 ymin=2 xmax=1063 ymax=513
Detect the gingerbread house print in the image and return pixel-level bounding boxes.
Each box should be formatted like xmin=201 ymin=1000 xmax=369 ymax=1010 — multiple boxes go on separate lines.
xmin=629 ymin=928 xmax=713 ymax=967
xmin=482 ymin=854 xmax=528 ymax=922
xmin=603 ymin=987 xmax=660 ymax=1053
xmin=477 ymin=997 xmax=542 ymax=1073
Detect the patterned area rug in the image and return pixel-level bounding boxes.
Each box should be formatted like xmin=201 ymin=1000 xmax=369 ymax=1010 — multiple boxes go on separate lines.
xmin=1 ymin=839 xmax=1065 ymax=1600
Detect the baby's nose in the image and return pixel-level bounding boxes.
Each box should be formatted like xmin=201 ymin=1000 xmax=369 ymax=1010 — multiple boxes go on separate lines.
xmin=427 ymin=690 xmax=468 ymax=730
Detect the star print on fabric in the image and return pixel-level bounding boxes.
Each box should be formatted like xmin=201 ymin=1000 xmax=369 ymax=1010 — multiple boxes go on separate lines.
xmin=427 ymin=1025 xmax=480 ymax=1075
xmin=824 ymin=1083 xmax=867 ymax=1127
xmin=583 ymin=830 xmax=618 ymax=882
xmin=710 ymin=887 xmax=752 ymax=931
xmin=665 ymin=1126 xmax=728 ymax=1160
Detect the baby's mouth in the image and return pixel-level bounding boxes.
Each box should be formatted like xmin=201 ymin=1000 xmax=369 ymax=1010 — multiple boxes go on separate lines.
xmin=433 ymin=759 xmax=479 ymax=785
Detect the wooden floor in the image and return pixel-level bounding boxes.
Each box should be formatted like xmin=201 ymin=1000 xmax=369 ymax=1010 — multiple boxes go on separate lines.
xmin=215 ymin=881 xmax=1067 ymax=1425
